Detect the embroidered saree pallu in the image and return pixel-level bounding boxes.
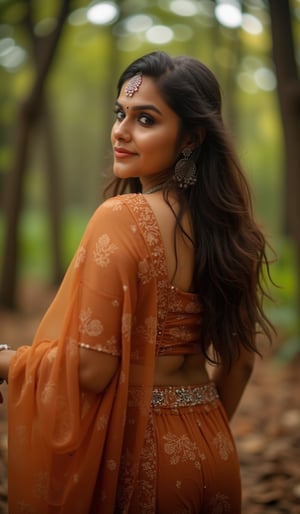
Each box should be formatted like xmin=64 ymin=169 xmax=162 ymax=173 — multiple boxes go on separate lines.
xmin=8 ymin=195 xmax=241 ymax=513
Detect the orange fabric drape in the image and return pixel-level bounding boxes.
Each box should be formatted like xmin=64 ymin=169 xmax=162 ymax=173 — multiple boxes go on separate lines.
xmin=8 ymin=194 xmax=169 ymax=513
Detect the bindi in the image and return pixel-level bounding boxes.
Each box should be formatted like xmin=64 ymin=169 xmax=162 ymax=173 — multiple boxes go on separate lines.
xmin=125 ymin=73 xmax=142 ymax=97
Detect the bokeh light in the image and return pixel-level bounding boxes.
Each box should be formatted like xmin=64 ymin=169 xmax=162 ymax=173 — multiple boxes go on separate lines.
xmin=87 ymin=2 xmax=119 ymax=26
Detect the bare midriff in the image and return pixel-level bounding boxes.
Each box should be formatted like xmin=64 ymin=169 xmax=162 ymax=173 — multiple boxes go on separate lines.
xmin=154 ymin=353 xmax=210 ymax=386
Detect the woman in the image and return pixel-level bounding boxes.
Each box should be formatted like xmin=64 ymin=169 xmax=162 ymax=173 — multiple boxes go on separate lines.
xmin=0 ymin=51 xmax=273 ymax=513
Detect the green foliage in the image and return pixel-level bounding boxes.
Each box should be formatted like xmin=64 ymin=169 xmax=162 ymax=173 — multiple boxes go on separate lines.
xmin=16 ymin=208 xmax=89 ymax=279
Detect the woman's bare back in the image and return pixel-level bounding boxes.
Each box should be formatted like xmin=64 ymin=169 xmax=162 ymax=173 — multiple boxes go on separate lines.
xmin=144 ymin=192 xmax=209 ymax=386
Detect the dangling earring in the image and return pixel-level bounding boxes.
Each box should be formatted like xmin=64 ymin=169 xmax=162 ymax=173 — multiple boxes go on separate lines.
xmin=174 ymin=147 xmax=197 ymax=189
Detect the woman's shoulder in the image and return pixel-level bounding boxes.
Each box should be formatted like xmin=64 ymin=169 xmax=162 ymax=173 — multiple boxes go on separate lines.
xmin=84 ymin=194 xmax=156 ymax=246
xmin=79 ymin=195 xmax=149 ymax=258
xmin=91 ymin=194 xmax=138 ymax=220
xmin=86 ymin=194 xmax=150 ymax=238
xmin=94 ymin=194 xmax=149 ymax=219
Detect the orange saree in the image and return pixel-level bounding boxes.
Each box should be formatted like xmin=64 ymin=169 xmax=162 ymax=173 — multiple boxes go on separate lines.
xmin=8 ymin=194 xmax=168 ymax=513
xmin=8 ymin=194 xmax=242 ymax=513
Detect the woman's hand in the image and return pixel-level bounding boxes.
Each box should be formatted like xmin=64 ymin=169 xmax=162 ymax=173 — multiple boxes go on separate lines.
xmin=0 ymin=346 xmax=15 ymax=384
xmin=211 ymin=347 xmax=255 ymax=420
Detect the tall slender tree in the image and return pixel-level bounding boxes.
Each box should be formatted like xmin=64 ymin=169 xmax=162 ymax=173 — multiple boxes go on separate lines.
xmin=268 ymin=0 xmax=300 ymax=316
xmin=0 ymin=0 xmax=72 ymax=308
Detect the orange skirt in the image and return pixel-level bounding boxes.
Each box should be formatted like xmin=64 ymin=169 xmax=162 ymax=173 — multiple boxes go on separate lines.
xmin=129 ymin=382 xmax=241 ymax=513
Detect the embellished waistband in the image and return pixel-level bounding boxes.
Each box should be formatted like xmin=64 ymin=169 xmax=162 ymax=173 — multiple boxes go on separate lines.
xmin=151 ymin=382 xmax=219 ymax=408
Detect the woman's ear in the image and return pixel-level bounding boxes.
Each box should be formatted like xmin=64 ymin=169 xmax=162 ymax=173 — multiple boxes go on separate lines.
xmin=182 ymin=128 xmax=206 ymax=150
xmin=192 ymin=128 xmax=206 ymax=146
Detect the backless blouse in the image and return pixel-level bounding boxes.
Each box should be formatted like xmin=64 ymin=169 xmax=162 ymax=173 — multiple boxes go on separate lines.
xmin=156 ymin=286 xmax=202 ymax=356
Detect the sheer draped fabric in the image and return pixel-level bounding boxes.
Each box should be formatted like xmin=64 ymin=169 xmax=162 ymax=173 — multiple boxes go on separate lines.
xmin=8 ymin=194 xmax=170 ymax=513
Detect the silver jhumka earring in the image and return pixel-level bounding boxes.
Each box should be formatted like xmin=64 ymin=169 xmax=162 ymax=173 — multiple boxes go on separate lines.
xmin=125 ymin=73 xmax=142 ymax=97
xmin=174 ymin=147 xmax=197 ymax=189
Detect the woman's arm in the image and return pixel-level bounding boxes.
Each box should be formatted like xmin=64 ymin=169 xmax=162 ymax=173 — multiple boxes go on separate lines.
xmin=0 ymin=346 xmax=119 ymax=396
xmin=79 ymin=347 xmax=120 ymax=394
xmin=211 ymin=346 xmax=255 ymax=420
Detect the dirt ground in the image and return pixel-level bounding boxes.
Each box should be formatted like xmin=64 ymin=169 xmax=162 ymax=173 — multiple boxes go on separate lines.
xmin=0 ymin=284 xmax=299 ymax=514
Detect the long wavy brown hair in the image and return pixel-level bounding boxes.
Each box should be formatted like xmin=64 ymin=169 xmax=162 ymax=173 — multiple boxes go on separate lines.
xmin=105 ymin=51 xmax=274 ymax=369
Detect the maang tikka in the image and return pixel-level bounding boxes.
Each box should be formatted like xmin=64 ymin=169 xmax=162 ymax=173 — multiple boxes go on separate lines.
xmin=174 ymin=147 xmax=197 ymax=189
xmin=125 ymin=73 xmax=142 ymax=97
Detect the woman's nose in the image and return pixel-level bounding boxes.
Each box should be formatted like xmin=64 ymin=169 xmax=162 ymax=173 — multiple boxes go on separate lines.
xmin=112 ymin=119 xmax=131 ymax=141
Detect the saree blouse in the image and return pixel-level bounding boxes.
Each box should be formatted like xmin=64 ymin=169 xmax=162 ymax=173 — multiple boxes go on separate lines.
xmin=7 ymin=194 xmax=202 ymax=514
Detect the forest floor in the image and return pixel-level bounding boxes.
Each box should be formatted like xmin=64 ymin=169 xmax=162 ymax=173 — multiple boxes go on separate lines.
xmin=0 ymin=283 xmax=299 ymax=514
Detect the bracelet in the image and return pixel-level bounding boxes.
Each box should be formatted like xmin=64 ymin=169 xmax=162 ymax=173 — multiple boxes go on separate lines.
xmin=0 ymin=344 xmax=12 ymax=352
xmin=0 ymin=344 xmax=13 ymax=385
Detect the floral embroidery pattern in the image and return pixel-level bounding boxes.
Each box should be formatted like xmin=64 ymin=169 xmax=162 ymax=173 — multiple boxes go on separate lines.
xmin=136 ymin=316 xmax=157 ymax=342
xmin=128 ymin=387 xmax=152 ymax=416
xmin=209 ymin=492 xmax=231 ymax=513
xmin=93 ymin=234 xmax=118 ymax=267
xmin=213 ymin=432 xmax=234 ymax=461
xmin=96 ymin=414 xmax=109 ymax=431
xmin=52 ymin=395 xmax=72 ymax=443
xmin=128 ymin=196 xmax=169 ymax=343
xmin=106 ymin=459 xmax=117 ymax=471
xmin=168 ymin=289 xmax=185 ymax=312
xmin=169 ymin=326 xmax=194 ymax=341
xmin=163 ymin=432 xmax=206 ymax=468
xmin=117 ymin=448 xmax=135 ymax=509
xmin=74 ymin=246 xmax=86 ymax=268
xmin=185 ymin=300 xmax=202 ymax=314
xmin=138 ymin=258 xmax=154 ymax=284
xmin=46 ymin=347 xmax=58 ymax=364
xmin=102 ymin=197 xmax=124 ymax=211
xmin=121 ymin=313 xmax=132 ymax=339
xmin=105 ymin=335 xmax=118 ymax=348
xmin=110 ymin=199 xmax=123 ymax=211
xmin=79 ymin=308 xmax=103 ymax=337
xmin=41 ymin=382 xmax=56 ymax=404
xmin=135 ymin=416 xmax=157 ymax=513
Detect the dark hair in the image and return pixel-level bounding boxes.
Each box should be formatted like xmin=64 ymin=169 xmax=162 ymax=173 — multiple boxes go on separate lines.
xmin=106 ymin=51 xmax=274 ymax=369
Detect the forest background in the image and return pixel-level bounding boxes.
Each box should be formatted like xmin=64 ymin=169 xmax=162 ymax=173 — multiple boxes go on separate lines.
xmin=0 ymin=0 xmax=299 ymax=363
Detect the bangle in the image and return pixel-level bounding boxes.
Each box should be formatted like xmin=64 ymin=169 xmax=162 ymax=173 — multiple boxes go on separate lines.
xmin=0 ymin=344 xmax=13 ymax=384
xmin=0 ymin=344 xmax=12 ymax=352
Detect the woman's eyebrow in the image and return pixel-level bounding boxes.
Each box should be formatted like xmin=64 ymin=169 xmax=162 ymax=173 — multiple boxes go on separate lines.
xmin=115 ymin=100 xmax=162 ymax=116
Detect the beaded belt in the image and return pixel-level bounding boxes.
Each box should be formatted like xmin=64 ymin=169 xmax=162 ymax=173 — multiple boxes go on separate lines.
xmin=151 ymin=382 xmax=219 ymax=408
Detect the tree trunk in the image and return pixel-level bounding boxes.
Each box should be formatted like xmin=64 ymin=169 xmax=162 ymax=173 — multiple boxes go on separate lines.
xmin=39 ymin=99 xmax=64 ymax=284
xmin=268 ymin=0 xmax=300 ymax=310
xmin=0 ymin=0 xmax=71 ymax=308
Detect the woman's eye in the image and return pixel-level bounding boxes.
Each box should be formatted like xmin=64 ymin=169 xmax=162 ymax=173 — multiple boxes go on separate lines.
xmin=114 ymin=109 xmax=125 ymax=121
xmin=139 ymin=114 xmax=154 ymax=126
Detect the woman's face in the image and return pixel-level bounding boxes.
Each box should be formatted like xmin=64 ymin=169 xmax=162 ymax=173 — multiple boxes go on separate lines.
xmin=111 ymin=76 xmax=184 ymax=187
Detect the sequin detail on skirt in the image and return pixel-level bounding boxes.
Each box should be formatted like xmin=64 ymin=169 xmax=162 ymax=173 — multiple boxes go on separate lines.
xmin=151 ymin=382 xmax=219 ymax=408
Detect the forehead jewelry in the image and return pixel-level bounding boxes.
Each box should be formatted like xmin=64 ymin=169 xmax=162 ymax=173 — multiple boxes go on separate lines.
xmin=125 ymin=73 xmax=142 ymax=97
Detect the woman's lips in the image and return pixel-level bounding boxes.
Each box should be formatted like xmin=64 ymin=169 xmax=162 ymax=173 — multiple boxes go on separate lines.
xmin=114 ymin=147 xmax=136 ymax=158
